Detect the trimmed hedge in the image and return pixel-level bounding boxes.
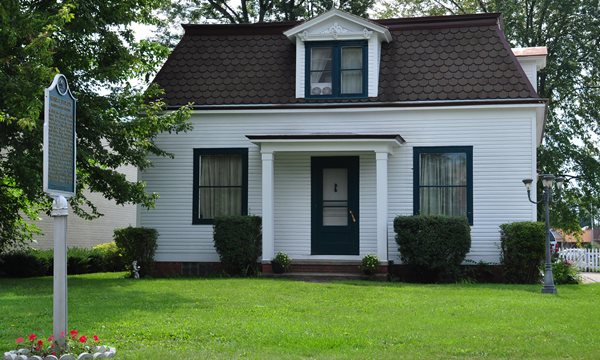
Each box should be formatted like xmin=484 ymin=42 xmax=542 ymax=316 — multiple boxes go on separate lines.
xmin=213 ymin=216 xmax=262 ymax=276
xmin=394 ymin=215 xmax=471 ymax=282
xmin=500 ymin=221 xmax=545 ymax=284
xmin=0 ymin=244 xmax=125 ymax=278
xmin=92 ymin=241 xmax=125 ymax=272
xmin=114 ymin=226 xmax=158 ymax=278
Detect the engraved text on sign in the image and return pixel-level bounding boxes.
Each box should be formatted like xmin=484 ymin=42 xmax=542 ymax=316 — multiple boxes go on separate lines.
xmin=48 ymin=95 xmax=74 ymax=192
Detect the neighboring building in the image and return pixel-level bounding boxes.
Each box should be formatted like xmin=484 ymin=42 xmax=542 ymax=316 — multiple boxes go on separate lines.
xmin=551 ymin=227 xmax=600 ymax=249
xmin=32 ymin=165 xmax=137 ymax=249
xmin=141 ymin=10 xmax=547 ymax=274
xmin=582 ymin=227 xmax=600 ymax=246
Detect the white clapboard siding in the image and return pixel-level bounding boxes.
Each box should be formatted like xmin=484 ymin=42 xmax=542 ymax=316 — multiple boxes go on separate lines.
xmin=33 ymin=164 xmax=137 ymax=249
xmin=517 ymin=61 xmax=538 ymax=92
xmin=139 ymin=106 xmax=538 ymax=263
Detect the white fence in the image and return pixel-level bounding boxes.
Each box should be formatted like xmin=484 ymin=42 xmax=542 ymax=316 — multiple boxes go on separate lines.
xmin=558 ymin=248 xmax=600 ymax=272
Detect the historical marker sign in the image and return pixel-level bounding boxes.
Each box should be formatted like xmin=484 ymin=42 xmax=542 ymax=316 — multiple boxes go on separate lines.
xmin=44 ymin=74 xmax=76 ymax=197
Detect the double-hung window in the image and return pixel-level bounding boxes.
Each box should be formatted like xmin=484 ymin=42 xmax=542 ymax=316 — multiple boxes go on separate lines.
xmin=413 ymin=146 xmax=473 ymax=224
xmin=306 ymin=41 xmax=367 ymax=98
xmin=192 ymin=148 xmax=248 ymax=224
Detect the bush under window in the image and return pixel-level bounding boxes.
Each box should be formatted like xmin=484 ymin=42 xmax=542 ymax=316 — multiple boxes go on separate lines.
xmin=213 ymin=216 xmax=261 ymax=276
xmin=394 ymin=215 xmax=471 ymax=282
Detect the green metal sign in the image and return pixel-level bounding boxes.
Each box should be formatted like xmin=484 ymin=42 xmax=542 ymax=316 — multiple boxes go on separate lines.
xmin=44 ymin=74 xmax=76 ymax=197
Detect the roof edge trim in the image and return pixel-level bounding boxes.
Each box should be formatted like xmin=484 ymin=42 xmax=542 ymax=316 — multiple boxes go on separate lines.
xmin=165 ymin=98 xmax=548 ymax=111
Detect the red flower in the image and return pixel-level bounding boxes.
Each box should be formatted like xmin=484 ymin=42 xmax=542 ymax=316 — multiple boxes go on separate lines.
xmin=70 ymin=329 xmax=78 ymax=339
xmin=93 ymin=335 xmax=100 ymax=342
xmin=78 ymin=335 xmax=87 ymax=343
xmin=15 ymin=337 xmax=24 ymax=344
xmin=60 ymin=331 xmax=65 ymax=338
xmin=48 ymin=335 xmax=55 ymax=342
xmin=28 ymin=333 xmax=37 ymax=341
xmin=37 ymin=339 xmax=44 ymax=346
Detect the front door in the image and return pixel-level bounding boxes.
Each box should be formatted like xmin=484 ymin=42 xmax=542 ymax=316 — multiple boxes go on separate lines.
xmin=311 ymin=156 xmax=359 ymax=255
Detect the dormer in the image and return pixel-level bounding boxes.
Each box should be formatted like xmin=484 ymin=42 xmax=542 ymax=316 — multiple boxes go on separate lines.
xmin=284 ymin=9 xmax=392 ymax=99
xmin=512 ymin=47 xmax=547 ymax=92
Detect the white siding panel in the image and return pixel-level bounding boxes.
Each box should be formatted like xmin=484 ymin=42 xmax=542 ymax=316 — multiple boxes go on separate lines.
xmin=33 ymin=165 xmax=137 ymax=249
xmin=141 ymin=107 xmax=537 ymax=263
xmin=518 ymin=61 xmax=537 ymax=91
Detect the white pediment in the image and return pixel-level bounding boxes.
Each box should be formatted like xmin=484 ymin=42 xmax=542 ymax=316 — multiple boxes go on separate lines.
xmin=284 ymin=9 xmax=392 ymax=43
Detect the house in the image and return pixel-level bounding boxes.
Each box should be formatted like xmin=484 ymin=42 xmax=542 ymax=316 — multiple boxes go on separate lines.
xmin=141 ymin=10 xmax=547 ymax=275
xmin=551 ymin=227 xmax=599 ymax=249
xmin=32 ymin=164 xmax=137 ymax=249
xmin=582 ymin=227 xmax=600 ymax=246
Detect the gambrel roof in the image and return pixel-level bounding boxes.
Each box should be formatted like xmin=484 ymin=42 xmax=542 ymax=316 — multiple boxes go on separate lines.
xmin=153 ymin=13 xmax=541 ymax=108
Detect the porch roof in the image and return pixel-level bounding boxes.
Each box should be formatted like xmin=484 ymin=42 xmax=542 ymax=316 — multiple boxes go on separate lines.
xmin=246 ymin=133 xmax=405 ymax=153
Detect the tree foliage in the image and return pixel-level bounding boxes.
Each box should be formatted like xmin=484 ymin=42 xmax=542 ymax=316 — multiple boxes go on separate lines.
xmin=379 ymin=0 xmax=600 ymax=234
xmin=155 ymin=0 xmax=375 ymax=47
xmin=0 ymin=0 xmax=192 ymax=252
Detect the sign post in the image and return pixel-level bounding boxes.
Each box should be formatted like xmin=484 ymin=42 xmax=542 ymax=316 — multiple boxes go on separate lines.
xmin=43 ymin=74 xmax=76 ymax=343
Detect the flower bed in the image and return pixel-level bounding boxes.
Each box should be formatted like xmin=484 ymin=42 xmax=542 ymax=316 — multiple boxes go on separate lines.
xmin=4 ymin=330 xmax=115 ymax=360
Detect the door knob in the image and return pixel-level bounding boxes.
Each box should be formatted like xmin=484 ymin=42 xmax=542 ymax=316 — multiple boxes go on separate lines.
xmin=349 ymin=210 xmax=357 ymax=223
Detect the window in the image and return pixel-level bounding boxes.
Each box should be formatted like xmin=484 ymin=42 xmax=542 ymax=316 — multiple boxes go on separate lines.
xmin=413 ymin=146 xmax=473 ymax=224
xmin=193 ymin=148 xmax=248 ymax=224
xmin=306 ymin=41 xmax=367 ymax=98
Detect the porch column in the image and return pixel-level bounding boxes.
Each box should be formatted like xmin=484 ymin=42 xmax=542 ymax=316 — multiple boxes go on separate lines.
xmin=376 ymin=152 xmax=388 ymax=262
xmin=261 ymin=151 xmax=275 ymax=262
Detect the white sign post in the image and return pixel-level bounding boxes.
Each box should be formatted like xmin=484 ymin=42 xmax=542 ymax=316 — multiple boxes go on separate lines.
xmin=43 ymin=74 xmax=76 ymax=344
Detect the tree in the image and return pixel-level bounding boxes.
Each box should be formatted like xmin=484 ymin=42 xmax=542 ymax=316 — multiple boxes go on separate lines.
xmin=155 ymin=0 xmax=375 ymax=47
xmin=0 ymin=0 xmax=192 ymax=252
xmin=378 ymin=0 xmax=600 ymax=234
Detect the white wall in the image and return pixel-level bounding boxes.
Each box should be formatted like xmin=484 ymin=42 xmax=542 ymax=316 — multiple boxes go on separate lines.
xmin=519 ymin=61 xmax=538 ymax=92
xmin=33 ymin=164 xmax=137 ymax=249
xmin=140 ymin=105 xmax=539 ymax=263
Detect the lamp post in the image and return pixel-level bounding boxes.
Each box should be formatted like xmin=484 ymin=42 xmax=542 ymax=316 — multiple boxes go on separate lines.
xmin=522 ymin=174 xmax=564 ymax=294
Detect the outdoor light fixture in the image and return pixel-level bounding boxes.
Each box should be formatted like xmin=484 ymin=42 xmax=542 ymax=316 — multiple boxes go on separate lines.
xmin=556 ymin=177 xmax=565 ymax=191
xmin=541 ymin=174 xmax=554 ymax=189
xmin=522 ymin=173 xmax=565 ymax=294
xmin=522 ymin=178 xmax=533 ymax=192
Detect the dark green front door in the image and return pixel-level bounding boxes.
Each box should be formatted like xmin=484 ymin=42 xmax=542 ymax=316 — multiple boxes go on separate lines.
xmin=311 ymin=156 xmax=359 ymax=255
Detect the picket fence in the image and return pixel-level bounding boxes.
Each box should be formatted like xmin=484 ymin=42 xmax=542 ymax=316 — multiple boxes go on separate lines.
xmin=558 ymin=248 xmax=600 ymax=272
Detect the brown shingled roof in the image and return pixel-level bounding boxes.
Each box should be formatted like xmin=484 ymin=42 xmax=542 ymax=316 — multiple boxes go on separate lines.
xmin=153 ymin=13 xmax=540 ymax=108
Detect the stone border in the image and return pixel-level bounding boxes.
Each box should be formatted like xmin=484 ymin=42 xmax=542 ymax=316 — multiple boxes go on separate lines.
xmin=4 ymin=346 xmax=115 ymax=360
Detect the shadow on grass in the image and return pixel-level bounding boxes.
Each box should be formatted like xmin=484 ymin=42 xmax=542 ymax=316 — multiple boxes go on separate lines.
xmin=0 ymin=273 xmax=203 ymax=334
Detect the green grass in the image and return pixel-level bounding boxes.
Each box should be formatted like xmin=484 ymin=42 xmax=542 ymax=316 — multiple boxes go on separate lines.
xmin=1 ymin=273 xmax=599 ymax=359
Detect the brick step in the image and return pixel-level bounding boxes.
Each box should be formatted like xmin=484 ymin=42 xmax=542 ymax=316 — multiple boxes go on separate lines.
xmin=263 ymin=260 xmax=388 ymax=275
xmin=261 ymin=272 xmax=388 ymax=282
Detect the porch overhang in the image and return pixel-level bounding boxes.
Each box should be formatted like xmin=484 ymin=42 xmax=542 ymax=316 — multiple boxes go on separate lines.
xmin=249 ymin=133 xmax=403 ymax=265
xmin=246 ymin=133 xmax=405 ymax=154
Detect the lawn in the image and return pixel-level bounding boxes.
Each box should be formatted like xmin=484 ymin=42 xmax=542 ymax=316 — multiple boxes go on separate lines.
xmin=1 ymin=273 xmax=599 ymax=359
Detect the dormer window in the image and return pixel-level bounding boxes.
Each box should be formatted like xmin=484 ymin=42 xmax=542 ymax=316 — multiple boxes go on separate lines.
xmin=307 ymin=41 xmax=367 ymax=98
xmin=284 ymin=9 xmax=392 ymax=99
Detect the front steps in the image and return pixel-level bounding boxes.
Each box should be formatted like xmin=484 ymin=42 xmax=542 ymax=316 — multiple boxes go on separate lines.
xmin=261 ymin=259 xmax=389 ymax=281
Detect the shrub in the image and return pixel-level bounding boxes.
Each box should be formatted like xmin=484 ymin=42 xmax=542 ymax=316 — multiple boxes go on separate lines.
xmin=0 ymin=244 xmax=127 ymax=277
xmin=499 ymin=221 xmax=545 ymax=284
xmin=67 ymin=247 xmax=94 ymax=274
xmin=213 ymin=216 xmax=261 ymax=276
xmin=0 ymin=250 xmax=51 ymax=277
xmin=360 ymin=254 xmax=379 ymax=275
xmin=114 ymin=226 xmax=158 ymax=277
xmin=272 ymin=252 xmax=292 ymax=274
xmin=552 ymin=256 xmax=580 ymax=284
xmin=394 ymin=215 xmax=471 ymax=282
xmin=92 ymin=241 xmax=125 ymax=272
